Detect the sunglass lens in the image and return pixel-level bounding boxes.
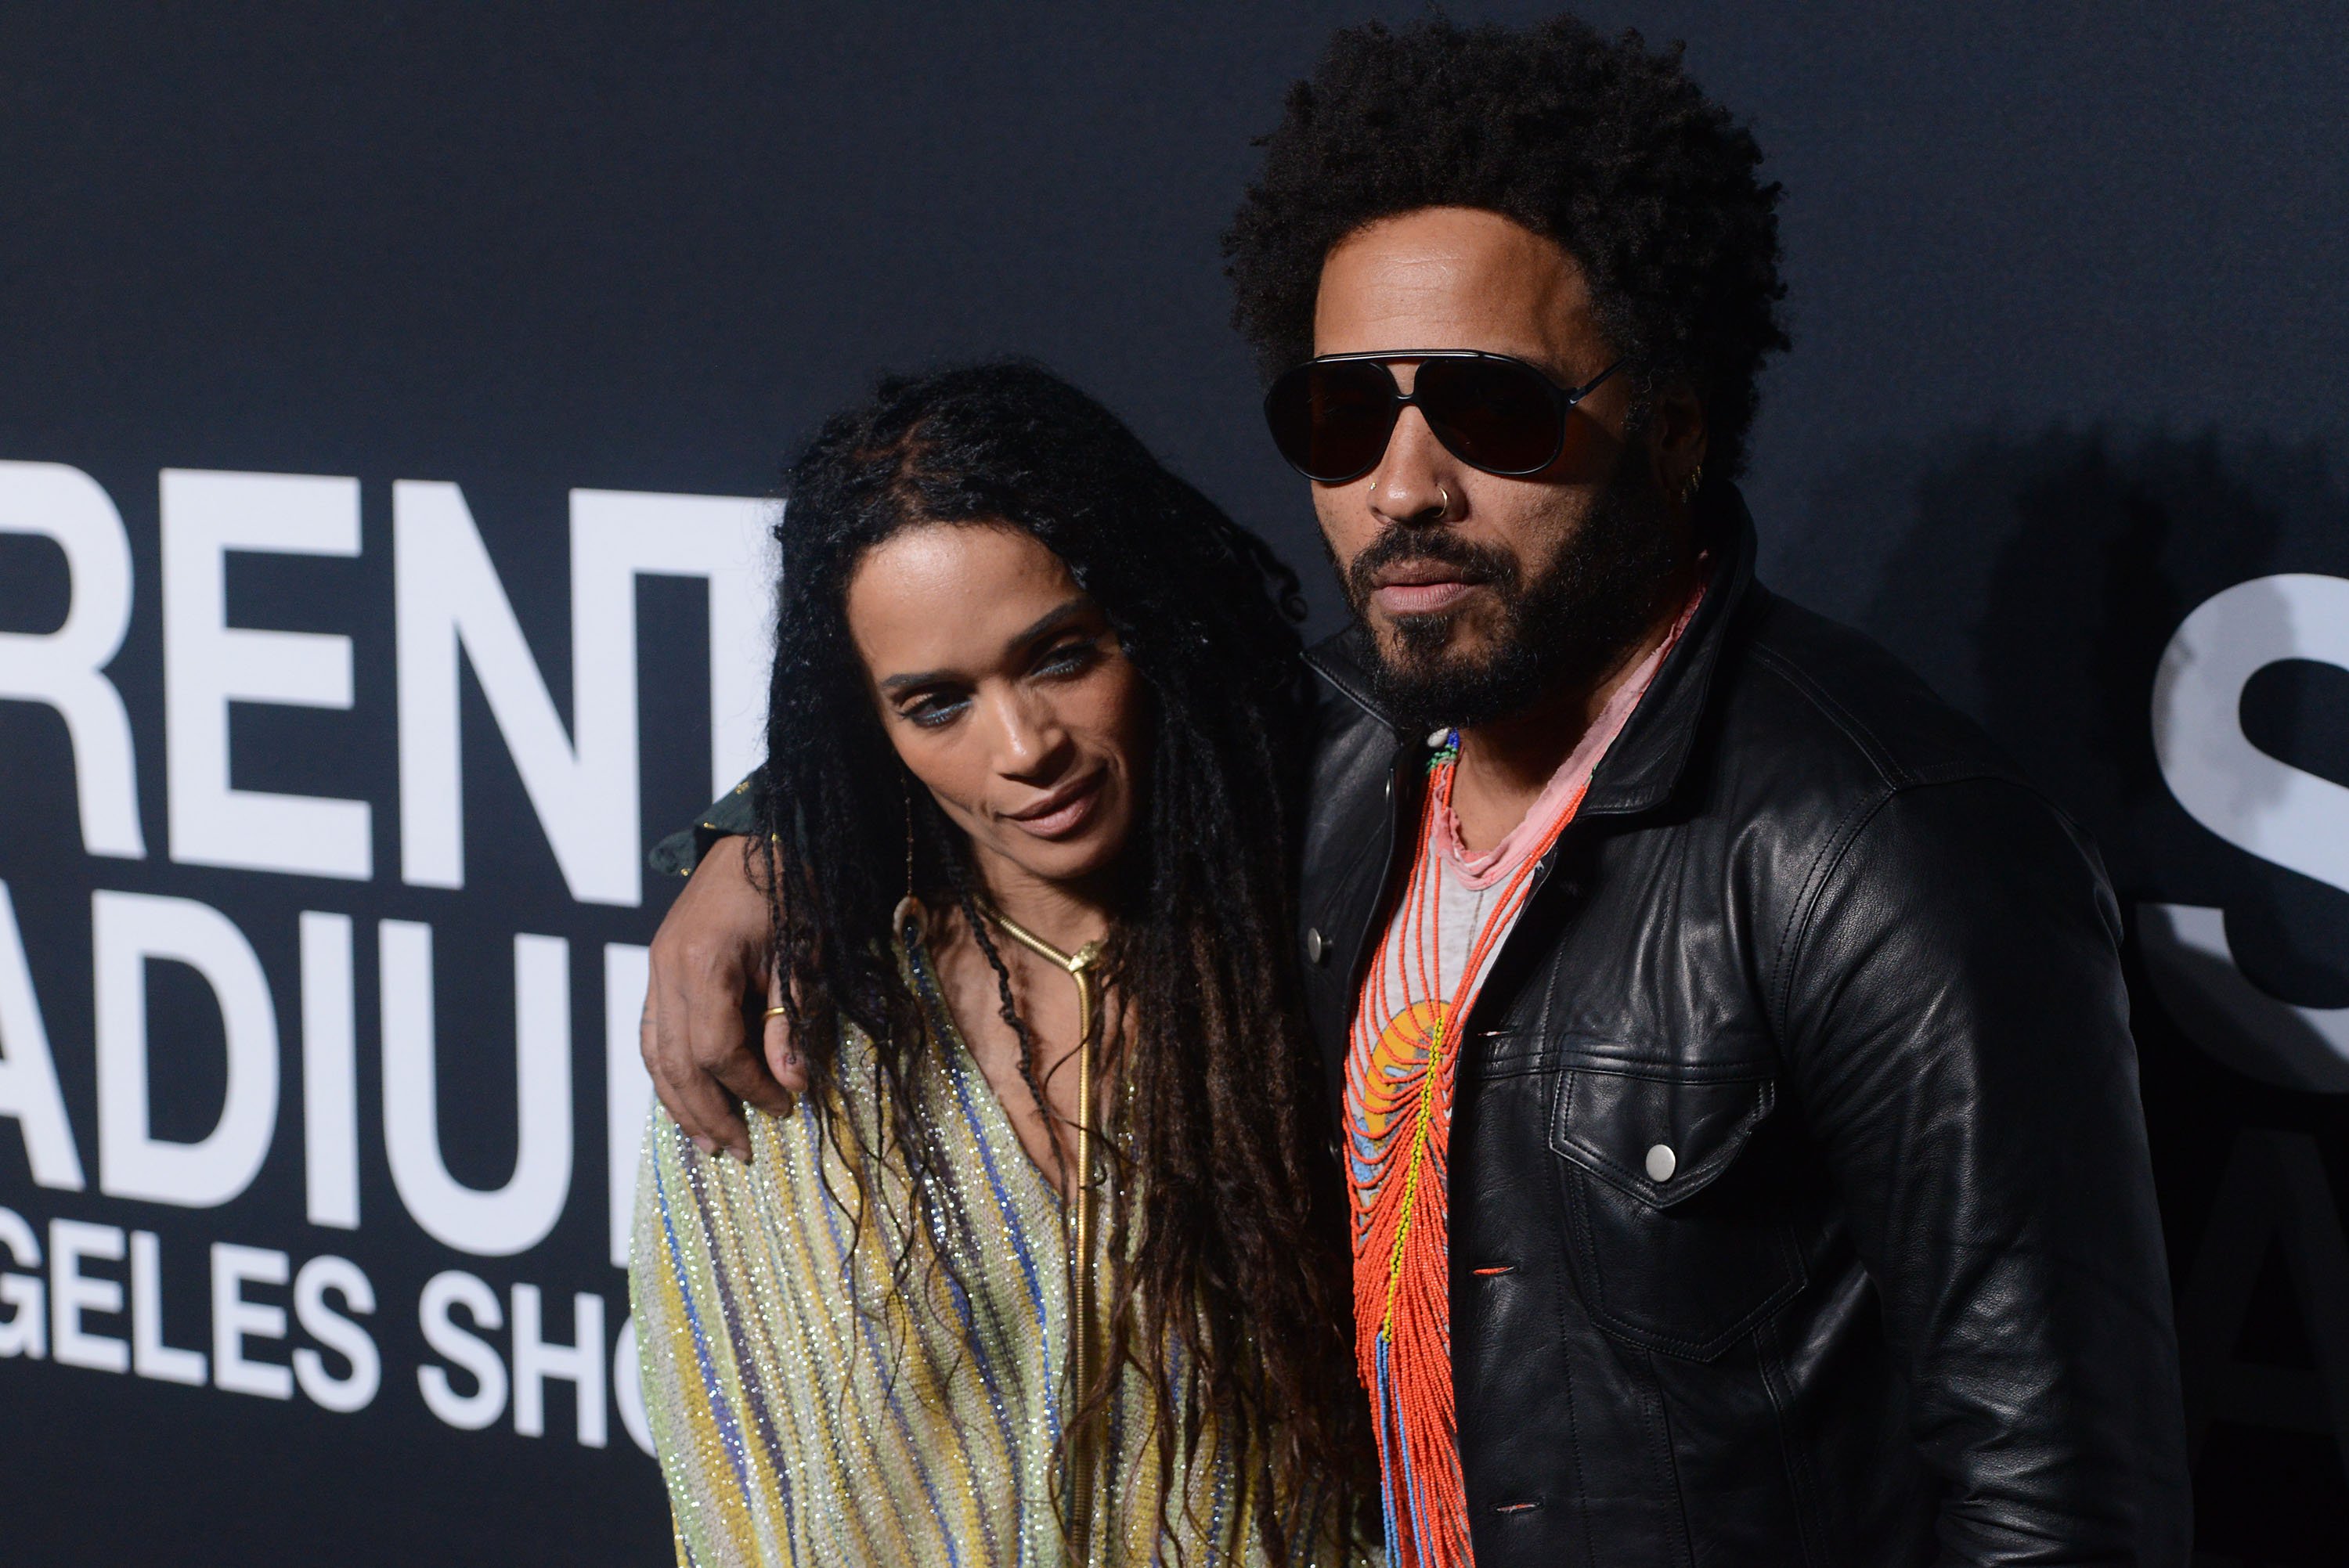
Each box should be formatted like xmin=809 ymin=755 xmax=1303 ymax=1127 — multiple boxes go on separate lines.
xmin=1265 ymin=361 xmax=1397 ymax=481
xmin=1416 ymin=357 xmax=1563 ymax=475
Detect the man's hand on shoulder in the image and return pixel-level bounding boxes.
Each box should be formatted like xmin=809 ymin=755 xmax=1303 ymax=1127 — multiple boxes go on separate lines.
xmin=640 ymin=834 xmax=809 ymax=1161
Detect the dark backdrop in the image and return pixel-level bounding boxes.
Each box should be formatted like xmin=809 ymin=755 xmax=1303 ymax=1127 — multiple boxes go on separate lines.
xmin=1 ymin=5 xmax=2344 ymax=1563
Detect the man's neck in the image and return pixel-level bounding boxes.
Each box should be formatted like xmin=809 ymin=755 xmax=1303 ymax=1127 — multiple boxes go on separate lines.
xmin=1448 ymin=563 xmax=1695 ymax=856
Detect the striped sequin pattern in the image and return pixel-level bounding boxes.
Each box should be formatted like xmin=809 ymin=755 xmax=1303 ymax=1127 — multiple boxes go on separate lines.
xmin=630 ymin=935 xmax=1332 ymax=1567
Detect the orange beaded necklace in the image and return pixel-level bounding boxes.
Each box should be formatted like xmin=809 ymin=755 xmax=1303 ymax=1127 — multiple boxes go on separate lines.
xmin=1344 ymin=731 xmax=1587 ymax=1568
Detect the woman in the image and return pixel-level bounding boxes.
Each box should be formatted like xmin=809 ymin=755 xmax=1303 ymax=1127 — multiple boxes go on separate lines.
xmin=631 ymin=362 xmax=1371 ymax=1566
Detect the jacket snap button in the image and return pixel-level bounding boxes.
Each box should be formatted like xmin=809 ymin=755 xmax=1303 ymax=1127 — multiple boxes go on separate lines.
xmin=1306 ymin=928 xmax=1328 ymax=965
xmin=1644 ymin=1144 xmax=1677 ymax=1182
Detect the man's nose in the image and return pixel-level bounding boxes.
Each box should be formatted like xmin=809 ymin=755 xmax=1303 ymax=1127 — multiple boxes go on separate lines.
xmin=1366 ymin=405 xmax=1460 ymax=525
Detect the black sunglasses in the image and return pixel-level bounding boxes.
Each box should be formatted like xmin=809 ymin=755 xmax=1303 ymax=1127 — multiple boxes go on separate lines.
xmin=1264 ymin=350 xmax=1628 ymax=484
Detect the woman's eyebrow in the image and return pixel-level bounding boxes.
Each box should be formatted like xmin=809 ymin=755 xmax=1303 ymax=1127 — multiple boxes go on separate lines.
xmin=1008 ymin=597 xmax=1093 ymax=648
xmin=877 ymin=598 xmax=1094 ymax=694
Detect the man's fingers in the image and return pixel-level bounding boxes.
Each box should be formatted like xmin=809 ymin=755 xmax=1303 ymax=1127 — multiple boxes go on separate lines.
xmin=641 ymin=989 xmax=727 ymax=1149
xmin=652 ymin=1040 xmax=750 ymax=1157
xmin=643 ymin=953 xmax=756 ymax=1155
xmin=640 ymin=833 xmax=785 ymax=1162
xmin=711 ymin=1043 xmax=794 ymax=1124
xmin=763 ymin=964 xmax=812 ymax=1095
xmin=705 ymin=975 xmax=793 ymax=1122
xmin=669 ymin=945 xmax=785 ymax=1129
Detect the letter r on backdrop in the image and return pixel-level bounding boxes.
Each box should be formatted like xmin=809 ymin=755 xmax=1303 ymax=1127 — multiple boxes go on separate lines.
xmin=0 ymin=461 xmax=144 ymax=859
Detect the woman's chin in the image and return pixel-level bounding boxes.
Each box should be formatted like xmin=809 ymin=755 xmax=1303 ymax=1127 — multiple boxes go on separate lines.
xmin=984 ymin=821 xmax=1130 ymax=895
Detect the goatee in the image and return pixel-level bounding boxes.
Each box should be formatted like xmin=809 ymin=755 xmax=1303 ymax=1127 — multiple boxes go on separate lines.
xmin=1344 ymin=460 xmax=1682 ymax=735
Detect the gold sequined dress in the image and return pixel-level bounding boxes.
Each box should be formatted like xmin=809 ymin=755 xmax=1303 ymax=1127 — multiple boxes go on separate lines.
xmin=630 ymin=923 xmax=1349 ymax=1567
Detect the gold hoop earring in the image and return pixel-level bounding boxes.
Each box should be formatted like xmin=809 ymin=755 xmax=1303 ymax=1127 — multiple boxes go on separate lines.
xmin=1680 ymin=463 xmax=1705 ymax=506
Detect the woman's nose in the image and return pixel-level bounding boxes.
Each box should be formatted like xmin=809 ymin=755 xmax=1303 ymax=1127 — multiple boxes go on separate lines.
xmin=992 ymin=691 xmax=1070 ymax=778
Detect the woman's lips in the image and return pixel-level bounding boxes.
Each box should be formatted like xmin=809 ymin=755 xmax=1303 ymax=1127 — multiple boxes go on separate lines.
xmin=1005 ymin=771 xmax=1106 ymax=840
xmin=1373 ymin=579 xmax=1478 ymax=615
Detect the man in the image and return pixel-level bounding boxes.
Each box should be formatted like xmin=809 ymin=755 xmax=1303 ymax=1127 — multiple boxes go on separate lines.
xmin=641 ymin=17 xmax=2189 ymax=1566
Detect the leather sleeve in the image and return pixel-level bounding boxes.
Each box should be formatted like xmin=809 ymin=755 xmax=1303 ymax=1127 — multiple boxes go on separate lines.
xmin=1776 ymin=777 xmax=2191 ymax=1565
xmin=647 ymin=773 xmax=760 ymax=878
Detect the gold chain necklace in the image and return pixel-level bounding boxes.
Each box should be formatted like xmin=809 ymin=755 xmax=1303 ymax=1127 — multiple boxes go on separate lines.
xmin=979 ymin=901 xmax=1107 ymax=1568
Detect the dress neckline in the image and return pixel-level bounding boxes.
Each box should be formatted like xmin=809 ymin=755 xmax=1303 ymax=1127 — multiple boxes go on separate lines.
xmin=898 ymin=911 xmax=1071 ymax=1208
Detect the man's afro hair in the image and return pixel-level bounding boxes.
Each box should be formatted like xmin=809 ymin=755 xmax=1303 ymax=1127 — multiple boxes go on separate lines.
xmin=1224 ymin=15 xmax=1788 ymax=478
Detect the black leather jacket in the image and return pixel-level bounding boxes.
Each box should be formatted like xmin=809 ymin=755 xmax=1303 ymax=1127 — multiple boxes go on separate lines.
xmin=1299 ymin=492 xmax=2189 ymax=1566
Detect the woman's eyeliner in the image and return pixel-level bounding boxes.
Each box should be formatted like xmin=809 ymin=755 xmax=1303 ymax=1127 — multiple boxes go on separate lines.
xmin=904 ymin=691 xmax=967 ymax=729
xmin=1037 ymin=637 xmax=1100 ymax=677
xmin=900 ymin=638 xmax=1103 ymax=728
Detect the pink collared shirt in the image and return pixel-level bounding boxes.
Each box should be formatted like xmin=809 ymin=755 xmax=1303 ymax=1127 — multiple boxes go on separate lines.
xmin=1434 ymin=578 xmax=1707 ymax=890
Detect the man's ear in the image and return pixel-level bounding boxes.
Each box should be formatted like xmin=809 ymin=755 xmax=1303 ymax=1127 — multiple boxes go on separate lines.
xmin=1645 ymin=382 xmax=1709 ymax=502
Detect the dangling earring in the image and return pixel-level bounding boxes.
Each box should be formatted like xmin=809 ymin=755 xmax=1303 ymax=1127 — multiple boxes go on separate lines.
xmin=893 ymin=777 xmax=922 ymax=941
xmin=1680 ymin=462 xmax=1705 ymax=506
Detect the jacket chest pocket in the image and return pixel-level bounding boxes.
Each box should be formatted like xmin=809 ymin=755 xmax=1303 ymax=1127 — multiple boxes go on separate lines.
xmin=1550 ymin=1065 xmax=1805 ymax=1361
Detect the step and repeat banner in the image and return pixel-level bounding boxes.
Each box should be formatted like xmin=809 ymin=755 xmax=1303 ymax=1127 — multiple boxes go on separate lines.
xmin=1 ymin=4 xmax=2344 ymax=1563
xmin=0 ymin=465 xmax=770 ymax=1561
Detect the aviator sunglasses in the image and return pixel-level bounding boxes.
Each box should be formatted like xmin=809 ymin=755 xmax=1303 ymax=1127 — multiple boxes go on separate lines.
xmin=1264 ymin=350 xmax=1628 ymax=485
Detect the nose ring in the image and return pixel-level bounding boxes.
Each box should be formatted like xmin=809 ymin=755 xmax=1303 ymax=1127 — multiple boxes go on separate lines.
xmin=1437 ymin=481 xmax=1452 ymax=515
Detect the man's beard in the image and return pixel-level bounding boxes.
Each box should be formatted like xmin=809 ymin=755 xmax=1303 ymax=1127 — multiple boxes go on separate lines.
xmin=1342 ymin=460 xmax=1681 ymax=734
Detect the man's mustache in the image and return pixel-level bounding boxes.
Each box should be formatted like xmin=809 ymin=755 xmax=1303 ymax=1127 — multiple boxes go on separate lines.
xmin=1345 ymin=528 xmax=1520 ymax=610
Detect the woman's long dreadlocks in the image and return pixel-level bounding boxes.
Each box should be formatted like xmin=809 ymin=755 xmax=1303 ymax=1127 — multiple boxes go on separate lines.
xmin=751 ymin=360 xmax=1369 ymax=1557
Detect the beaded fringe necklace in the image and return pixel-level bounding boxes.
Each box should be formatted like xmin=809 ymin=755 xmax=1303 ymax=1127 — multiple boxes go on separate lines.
xmin=1344 ymin=732 xmax=1588 ymax=1568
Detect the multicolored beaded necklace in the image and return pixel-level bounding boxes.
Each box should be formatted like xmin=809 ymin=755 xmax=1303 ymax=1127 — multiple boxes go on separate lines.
xmin=1343 ymin=729 xmax=1589 ymax=1568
